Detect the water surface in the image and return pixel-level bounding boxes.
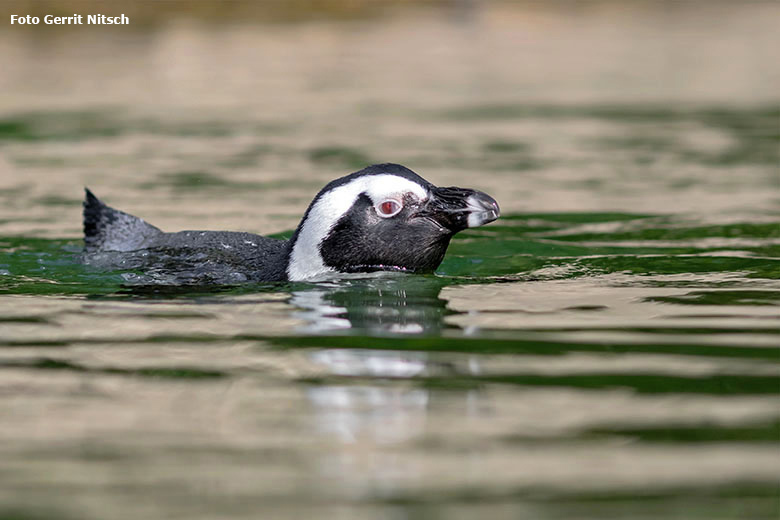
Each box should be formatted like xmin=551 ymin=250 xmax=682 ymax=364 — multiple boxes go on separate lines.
xmin=0 ymin=3 xmax=778 ymax=519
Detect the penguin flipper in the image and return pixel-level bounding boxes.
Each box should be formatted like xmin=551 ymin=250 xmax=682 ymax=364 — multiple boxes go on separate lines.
xmin=83 ymin=188 xmax=162 ymax=252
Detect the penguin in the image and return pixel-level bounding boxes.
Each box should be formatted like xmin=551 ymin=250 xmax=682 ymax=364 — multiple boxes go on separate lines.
xmin=82 ymin=163 xmax=500 ymax=283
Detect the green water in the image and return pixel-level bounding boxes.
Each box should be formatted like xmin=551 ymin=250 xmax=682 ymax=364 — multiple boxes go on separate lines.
xmin=1 ymin=4 xmax=780 ymax=519
xmin=2 ymin=184 xmax=779 ymax=519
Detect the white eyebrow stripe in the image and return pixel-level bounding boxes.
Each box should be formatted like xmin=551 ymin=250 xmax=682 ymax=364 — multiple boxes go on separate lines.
xmin=286 ymin=174 xmax=428 ymax=281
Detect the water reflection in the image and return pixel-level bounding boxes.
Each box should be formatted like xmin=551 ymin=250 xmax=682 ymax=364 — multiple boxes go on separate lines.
xmin=292 ymin=278 xmax=493 ymax=455
xmin=290 ymin=275 xmax=451 ymax=335
xmin=307 ymin=385 xmax=429 ymax=444
xmin=310 ymin=349 xmax=427 ymax=378
xmin=288 ymin=278 xmax=486 ymax=449
xmin=305 ymin=354 xmax=490 ymax=443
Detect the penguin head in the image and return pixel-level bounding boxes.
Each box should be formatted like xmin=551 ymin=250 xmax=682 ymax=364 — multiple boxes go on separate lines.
xmin=287 ymin=163 xmax=500 ymax=281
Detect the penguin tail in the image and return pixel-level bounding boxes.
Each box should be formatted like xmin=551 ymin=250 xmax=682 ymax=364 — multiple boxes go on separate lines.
xmin=83 ymin=188 xmax=162 ymax=252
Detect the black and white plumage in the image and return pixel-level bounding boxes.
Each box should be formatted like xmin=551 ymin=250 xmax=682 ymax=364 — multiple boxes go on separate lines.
xmin=82 ymin=163 xmax=500 ymax=283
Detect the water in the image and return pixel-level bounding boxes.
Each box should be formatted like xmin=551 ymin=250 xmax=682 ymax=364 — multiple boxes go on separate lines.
xmin=1 ymin=3 xmax=779 ymax=519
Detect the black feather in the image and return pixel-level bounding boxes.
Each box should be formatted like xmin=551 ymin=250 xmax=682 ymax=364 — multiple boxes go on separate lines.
xmin=82 ymin=188 xmax=162 ymax=252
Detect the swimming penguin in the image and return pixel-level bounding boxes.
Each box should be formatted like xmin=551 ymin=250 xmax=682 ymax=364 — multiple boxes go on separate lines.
xmin=83 ymin=163 xmax=499 ymax=283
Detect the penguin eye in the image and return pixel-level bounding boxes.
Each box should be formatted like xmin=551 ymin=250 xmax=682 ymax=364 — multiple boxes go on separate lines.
xmin=376 ymin=199 xmax=402 ymax=218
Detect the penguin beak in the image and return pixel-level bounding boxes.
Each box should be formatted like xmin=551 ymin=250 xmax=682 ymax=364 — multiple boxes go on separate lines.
xmin=421 ymin=186 xmax=500 ymax=232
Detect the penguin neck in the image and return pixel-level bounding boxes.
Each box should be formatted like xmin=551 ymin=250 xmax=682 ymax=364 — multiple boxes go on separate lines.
xmin=285 ymin=220 xmax=332 ymax=282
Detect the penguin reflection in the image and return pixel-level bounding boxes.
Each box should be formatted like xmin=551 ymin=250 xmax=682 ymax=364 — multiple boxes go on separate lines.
xmin=290 ymin=275 xmax=450 ymax=335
